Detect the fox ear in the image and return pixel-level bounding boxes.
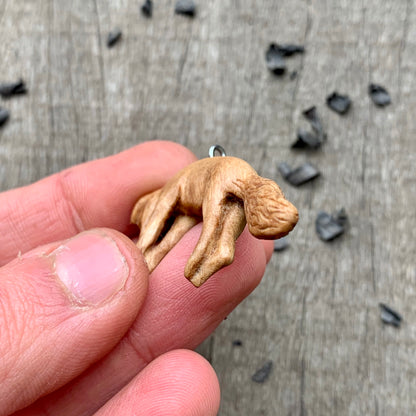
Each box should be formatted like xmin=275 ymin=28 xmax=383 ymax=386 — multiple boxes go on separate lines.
xmin=243 ymin=176 xmax=284 ymax=202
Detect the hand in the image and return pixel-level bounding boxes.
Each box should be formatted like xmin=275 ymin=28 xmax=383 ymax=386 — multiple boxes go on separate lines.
xmin=0 ymin=141 xmax=273 ymax=415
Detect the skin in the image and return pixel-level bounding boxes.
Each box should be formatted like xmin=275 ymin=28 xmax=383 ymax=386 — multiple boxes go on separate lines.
xmin=0 ymin=141 xmax=273 ymax=415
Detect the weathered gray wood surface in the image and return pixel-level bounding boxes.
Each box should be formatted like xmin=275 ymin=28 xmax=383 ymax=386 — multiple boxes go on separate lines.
xmin=1 ymin=1 xmax=415 ymax=414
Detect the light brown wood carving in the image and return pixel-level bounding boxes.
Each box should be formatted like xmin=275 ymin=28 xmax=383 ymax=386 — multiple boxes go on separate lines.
xmin=131 ymin=156 xmax=298 ymax=287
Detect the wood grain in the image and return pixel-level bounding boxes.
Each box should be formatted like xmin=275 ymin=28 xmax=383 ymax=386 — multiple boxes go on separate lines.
xmin=0 ymin=1 xmax=415 ymax=414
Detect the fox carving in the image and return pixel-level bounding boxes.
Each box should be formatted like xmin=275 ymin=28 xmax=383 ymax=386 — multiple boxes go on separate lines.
xmin=131 ymin=156 xmax=298 ymax=287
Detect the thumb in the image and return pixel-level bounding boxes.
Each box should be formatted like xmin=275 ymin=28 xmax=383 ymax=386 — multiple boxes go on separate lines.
xmin=0 ymin=229 xmax=148 ymax=415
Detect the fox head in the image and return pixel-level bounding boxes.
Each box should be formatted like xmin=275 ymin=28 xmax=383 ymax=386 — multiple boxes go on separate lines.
xmin=242 ymin=176 xmax=298 ymax=239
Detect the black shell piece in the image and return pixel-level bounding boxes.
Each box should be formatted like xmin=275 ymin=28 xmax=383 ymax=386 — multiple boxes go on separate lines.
xmin=251 ymin=360 xmax=273 ymax=383
xmin=141 ymin=0 xmax=153 ymax=17
xmin=265 ymin=44 xmax=286 ymax=75
xmin=0 ymin=79 xmax=27 ymax=98
xmin=326 ymin=92 xmax=351 ymax=114
xmin=303 ymin=106 xmax=325 ymax=140
xmin=292 ymin=129 xmax=322 ymax=149
xmin=274 ymin=44 xmax=304 ymax=56
xmin=278 ymin=162 xmax=320 ymax=186
xmin=107 ymin=29 xmax=122 ymax=48
xmin=379 ymin=303 xmax=402 ymax=327
xmin=292 ymin=106 xmax=326 ymax=148
xmin=315 ymin=211 xmax=346 ymax=241
xmin=175 ymin=0 xmax=196 ymax=17
xmin=369 ymin=84 xmax=391 ymax=106
xmin=273 ymin=236 xmax=289 ymax=252
xmin=0 ymin=107 xmax=10 ymax=127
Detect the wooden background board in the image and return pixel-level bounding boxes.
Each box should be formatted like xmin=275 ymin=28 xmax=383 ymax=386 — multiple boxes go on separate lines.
xmin=0 ymin=1 xmax=415 ymax=414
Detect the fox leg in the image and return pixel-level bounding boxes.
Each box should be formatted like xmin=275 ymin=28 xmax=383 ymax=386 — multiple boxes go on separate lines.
xmin=143 ymin=215 xmax=198 ymax=272
xmin=130 ymin=189 xmax=161 ymax=228
xmin=136 ymin=184 xmax=180 ymax=254
xmin=185 ymin=198 xmax=246 ymax=287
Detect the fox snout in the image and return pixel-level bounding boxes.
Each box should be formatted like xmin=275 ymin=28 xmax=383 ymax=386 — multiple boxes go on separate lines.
xmin=273 ymin=198 xmax=299 ymax=238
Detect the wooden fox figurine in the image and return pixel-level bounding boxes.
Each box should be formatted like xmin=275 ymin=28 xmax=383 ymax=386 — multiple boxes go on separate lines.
xmin=131 ymin=156 xmax=298 ymax=287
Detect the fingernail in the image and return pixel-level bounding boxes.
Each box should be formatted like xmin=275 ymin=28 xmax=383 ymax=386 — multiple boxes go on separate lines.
xmin=52 ymin=231 xmax=129 ymax=305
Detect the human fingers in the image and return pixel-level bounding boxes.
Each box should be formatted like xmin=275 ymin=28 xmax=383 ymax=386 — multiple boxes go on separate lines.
xmin=0 ymin=229 xmax=148 ymax=415
xmin=33 ymin=225 xmax=268 ymax=415
xmin=93 ymin=350 xmax=220 ymax=416
xmin=0 ymin=141 xmax=196 ymax=266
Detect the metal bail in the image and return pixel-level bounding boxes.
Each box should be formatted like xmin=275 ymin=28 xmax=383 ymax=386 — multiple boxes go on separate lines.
xmin=209 ymin=145 xmax=227 ymax=158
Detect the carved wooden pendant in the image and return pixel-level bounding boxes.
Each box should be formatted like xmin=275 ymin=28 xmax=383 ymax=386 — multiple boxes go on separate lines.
xmin=131 ymin=154 xmax=298 ymax=287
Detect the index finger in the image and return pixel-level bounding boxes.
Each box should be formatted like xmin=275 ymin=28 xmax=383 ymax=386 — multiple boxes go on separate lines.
xmin=0 ymin=141 xmax=196 ymax=265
